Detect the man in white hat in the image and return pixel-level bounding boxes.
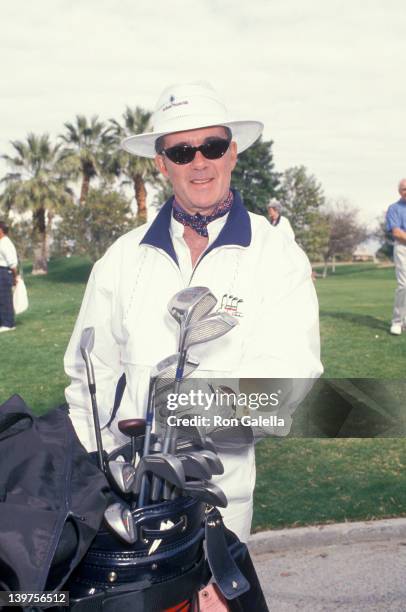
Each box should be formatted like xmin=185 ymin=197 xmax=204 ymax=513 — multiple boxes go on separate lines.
xmin=64 ymin=82 xmax=322 ymax=541
xmin=267 ymin=198 xmax=295 ymax=241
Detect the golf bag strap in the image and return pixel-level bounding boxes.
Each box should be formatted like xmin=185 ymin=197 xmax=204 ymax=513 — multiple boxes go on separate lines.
xmin=69 ymin=555 xmax=205 ymax=612
xmin=205 ymin=508 xmax=250 ymax=600
xmin=104 ymin=374 xmax=126 ymax=429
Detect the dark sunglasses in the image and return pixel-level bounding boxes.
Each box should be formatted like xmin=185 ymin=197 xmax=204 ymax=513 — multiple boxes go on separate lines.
xmin=160 ymin=137 xmax=231 ymax=165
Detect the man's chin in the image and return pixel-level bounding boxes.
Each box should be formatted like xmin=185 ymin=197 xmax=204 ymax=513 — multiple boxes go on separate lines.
xmin=189 ymin=190 xmax=226 ymax=211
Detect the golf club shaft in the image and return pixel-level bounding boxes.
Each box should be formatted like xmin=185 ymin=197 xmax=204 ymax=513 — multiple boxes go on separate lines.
xmin=84 ymin=360 xmax=105 ymax=473
xmin=138 ymin=379 xmax=156 ymax=507
xmin=89 ymin=390 xmax=104 ymax=471
xmin=151 ymin=351 xmax=186 ymax=502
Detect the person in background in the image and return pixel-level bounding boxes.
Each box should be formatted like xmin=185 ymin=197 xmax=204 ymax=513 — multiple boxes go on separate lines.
xmin=267 ymin=198 xmax=295 ymax=241
xmin=0 ymin=221 xmax=18 ymax=333
xmin=386 ymin=178 xmax=406 ymax=335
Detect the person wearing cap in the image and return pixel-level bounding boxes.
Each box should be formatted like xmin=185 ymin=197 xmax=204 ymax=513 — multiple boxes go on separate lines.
xmin=386 ymin=178 xmax=406 ymax=335
xmin=0 ymin=221 xmax=18 ymax=333
xmin=64 ymin=82 xmax=322 ymax=541
xmin=267 ymin=198 xmax=295 ymax=241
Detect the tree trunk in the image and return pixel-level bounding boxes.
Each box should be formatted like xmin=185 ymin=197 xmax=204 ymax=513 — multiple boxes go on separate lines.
xmin=322 ymin=258 xmax=328 ymax=279
xmin=332 ymin=254 xmax=336 ymax=273
xmin=80 ymin=174 xmax=90 ymax=205
xmin=32 ymin=206 xmax=48 ymax=275
xmin=134 ymin=174 xmax=147 ymax=224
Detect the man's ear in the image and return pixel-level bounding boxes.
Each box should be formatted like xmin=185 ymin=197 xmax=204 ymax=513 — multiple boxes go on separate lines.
xmin=155 ymin=154 xmax=168 ymax=177
xmin=230 ymin=141 xmax=238 ymax=171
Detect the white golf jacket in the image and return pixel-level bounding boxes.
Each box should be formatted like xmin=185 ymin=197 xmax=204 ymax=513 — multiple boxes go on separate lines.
xmin=64 ymin=190 xmax=322 ymax=539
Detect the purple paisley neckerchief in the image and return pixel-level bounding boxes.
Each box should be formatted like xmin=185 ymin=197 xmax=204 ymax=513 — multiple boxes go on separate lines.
xmin=172 ymin=191 xmax=233 ymax=238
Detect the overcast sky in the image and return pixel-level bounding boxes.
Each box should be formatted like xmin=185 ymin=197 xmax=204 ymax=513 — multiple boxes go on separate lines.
xmin=2 ymin=0 xmax=405 ymax=228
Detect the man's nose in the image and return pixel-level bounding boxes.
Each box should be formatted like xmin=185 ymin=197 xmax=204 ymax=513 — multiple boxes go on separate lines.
xmin=190 ymin=150 xmax=207 ymax=168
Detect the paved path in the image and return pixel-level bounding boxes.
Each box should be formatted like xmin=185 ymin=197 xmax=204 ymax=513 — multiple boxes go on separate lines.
xmin=253 ymin=538 xmax=406 ymax=611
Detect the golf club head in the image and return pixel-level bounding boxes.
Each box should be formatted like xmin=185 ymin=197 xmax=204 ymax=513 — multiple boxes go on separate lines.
xmin=177 ymin=435 xmax=218 ymax=455
xmin=154 ymin=353 xmax=199 ymax=389
xmin=182 ymin=480 xmax=228 ymax=508
xmin=132 ymin=453 xmax=186 ymax=496
xmin=154 ymin=354 xmax=200 ymax=407
xmin=184 ymin=312 xmax=238 ymax=348
xmin=79 ymin=327 xmax=97 ymax=389
xmin=177 ymin=452 xmax=213 ymax=480
xmin=104 ymin=502 xmax=137 ymax=543
xmin=168 ymin=287 xmax=217 ymax=331
xmin=175 ymin=426 xmax=211 ymax=451
xmin=79 ymin=327 xmax=95 ymax=360
xmin=108 ymin=460 xmax=136 ymax=492
xmin=176 ymin=445 xmax=224 ymax=475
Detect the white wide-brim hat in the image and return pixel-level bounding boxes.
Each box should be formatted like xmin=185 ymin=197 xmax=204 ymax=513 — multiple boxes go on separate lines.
xmin=121 ymin=81 xmax=264 ymax=158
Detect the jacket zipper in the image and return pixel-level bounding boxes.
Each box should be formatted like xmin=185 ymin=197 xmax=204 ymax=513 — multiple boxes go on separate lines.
xmin=188 ymin=244 xmax=244 ymax=287
xmin=144 ymin=243 xmax=244 ymax=289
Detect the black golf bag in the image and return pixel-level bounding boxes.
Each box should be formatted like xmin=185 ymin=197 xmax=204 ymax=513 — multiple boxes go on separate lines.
xmin=0 ymin=396 xmax=268 ymax=611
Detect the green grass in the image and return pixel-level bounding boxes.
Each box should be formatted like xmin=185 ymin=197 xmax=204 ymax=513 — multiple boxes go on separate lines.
xmin=315 ymin=263 xmax=406 ymax=377
xmin=1 ymin=257 xmax=406 ymax=530
xmin=253 ymin=438 xmax=406 ymax=531
xmin=0 ymin=257 xmax=92 ymax=411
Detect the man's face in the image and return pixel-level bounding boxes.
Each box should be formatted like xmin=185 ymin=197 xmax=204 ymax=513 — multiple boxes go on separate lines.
xmin=155 ymin=126 xmax=237 ymax=215
xmin=398 ymin=180 xmax=406 ymax=200
xmin=268 ymin=207 xmax=280 ymax=222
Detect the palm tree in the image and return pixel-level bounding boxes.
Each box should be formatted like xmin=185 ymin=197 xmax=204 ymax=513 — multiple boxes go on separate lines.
xmin=60 ymin=115 xmax=109 ymax=204
xmin=1 ymin=133 xmax=72 ymax=274
xmin=108 ymin=107 xmax=157 ymax=224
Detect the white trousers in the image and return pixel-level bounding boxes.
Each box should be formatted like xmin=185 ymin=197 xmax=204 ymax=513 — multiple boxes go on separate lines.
xmin=392 ymin=243 xmax=406 ymax=325
xmin=213 ymin=445 xmax=256 ymax=543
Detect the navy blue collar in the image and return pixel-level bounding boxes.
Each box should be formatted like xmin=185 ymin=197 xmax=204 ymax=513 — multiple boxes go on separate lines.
xmin=140 ymin=189 xmax=251 ymax=266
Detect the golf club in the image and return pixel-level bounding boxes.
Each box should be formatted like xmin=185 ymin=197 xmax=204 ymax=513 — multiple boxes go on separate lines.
xmin=161 ymin=451 xmax=214 ymax=500
xmin=79 ymin=327 xmax=105 ymax=473
xmin=138 ymin=353 xmax=199 ymax=505
xmin=134 ymin=453 xmax=186 ymax=507
xmin=168 ymin=287 xmax=217 ymax=345
xmin=142 ymin=353 xmax=200 ymax=458
xmin=107 ymin=458 xmax=136 ymax=493
xmin=175 ymin=479 xmax=228 ymax=508
xmin=175 ymin=442 xmax=224 ymax=475
xmin=162 ymin=311 xmax=238 ymax=455
xmin=104 ymin=502 xmax=137 ymax=544
xmin=177 ymin=431 xmax=218 ymax=453
xmin=118 ymin=418 xmax=146 ymax=465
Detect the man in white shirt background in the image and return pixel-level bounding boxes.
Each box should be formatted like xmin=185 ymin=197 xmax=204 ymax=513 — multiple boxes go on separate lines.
xmin=267 ymin=198 xmax=295 ymax=241
xmin=0 ymin=221 xmax=18 ymax=333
